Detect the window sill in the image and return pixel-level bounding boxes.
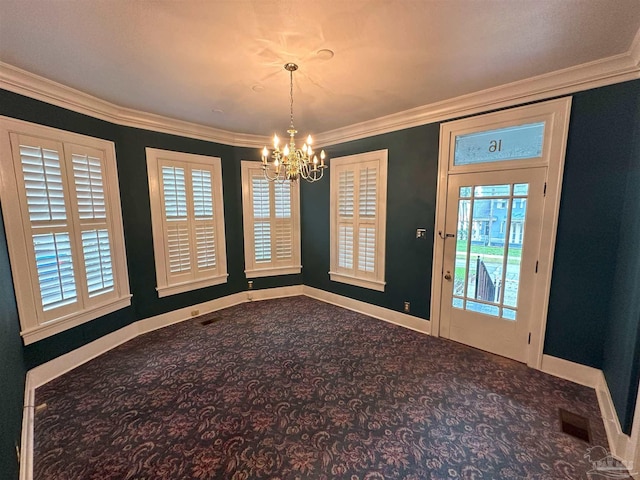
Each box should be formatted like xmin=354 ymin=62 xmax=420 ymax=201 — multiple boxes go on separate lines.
xmin=156 ymin=274 xmax=229 ymax=298
xmin=329 ymin=272 xmax=386 ymax=292
xmin=21 ymin=294 xmax=133 ymax=345
xmin=246 ymin=265 xmax=302 ymax=278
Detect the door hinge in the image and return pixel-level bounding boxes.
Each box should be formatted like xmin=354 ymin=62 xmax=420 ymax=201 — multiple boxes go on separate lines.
xmin=528 ymin=333 xmax=531 ymax=345
xmin=535 ymin=260 xmax=539 ymax=273
xmin=543 ymin=182 xmax=547 ymax=197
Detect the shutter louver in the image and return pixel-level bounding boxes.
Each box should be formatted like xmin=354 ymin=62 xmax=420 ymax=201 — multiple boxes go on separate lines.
xmin=20 ymin=145 xmax=66 ymax=222
xmin=33 ymin=233 xmax=77 ymax=309
xmin=338 ymin=170 xmax=354 ymax=217
xmin=196 ymin=224 xmax=216 ymax=269
xmin=254 ymin=223 xmax=271 ymax=262
xmin=338 ymin=225 xmax=354 ymax=269
xmin=358 ymin=226 xmax=376 ymax=272
xmin=162 ymin=166 xmax=187 ymax=219
xmin=82 ymin=229 xmax=114 ymax=295
xmin=73 ymin=154 xmax=106 ymax=219
xmin=167 ymin=224 xmax=191 ymax=273
xmin=359 ymin=167 xmax=377 ymax=217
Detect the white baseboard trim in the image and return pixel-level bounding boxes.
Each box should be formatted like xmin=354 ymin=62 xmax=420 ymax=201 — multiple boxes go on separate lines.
xmin=302 ymin=286 xmax=431 ymax=335
xmin=540 ymin=354 xmax=638 ymax=476
xmin=540 ymin=354 xmax=601 ymax=388
xmin=19 ymin=372 xmax=34 ymax=480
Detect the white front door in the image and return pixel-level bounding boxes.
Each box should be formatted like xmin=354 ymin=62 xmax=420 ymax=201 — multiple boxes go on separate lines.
xmin=431 ymin=97 xmax=572 ymax=367
xmin=440 ymin=167 xmax=545 ymax=362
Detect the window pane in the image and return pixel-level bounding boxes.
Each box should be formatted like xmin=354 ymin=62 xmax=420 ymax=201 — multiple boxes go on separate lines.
xmin=359 ymin=167 xmax=377 ymax=217
xmin=338 ymin=224 xmax=353 ymax=269
xmin=473 ymin=185 xmax=511 ymax=197
xmin=82 ymin=229 xmax=114 ymax=296
xmin=454 ymin=122 xmax=545 ymax=166
xmin=162 ymin=166 xmax=187 ymax=219
xmin=21 ymin=144 xmax=67 ymax=222
xmin=192 ymin=169 xmax=213 ymax=219
xmin=252 ymin=177 xmax=270 ymax=219
xmin=33 ymin=232 xmax=77 ymax=309
xmin=338 ymin=170 xmax=354 ymax=217
xmin=73 ymin=154 xmax=106 ymax=220
xmin=167 ymin=224 xmax=190 ymax=273
xmin=196 ymin=223 xmax=216 ymax=269
xmin=254 ymin=222 xmax=271 ymax=263
xmin=358 ymin=226 xmax=375 ymax=272
xmin=274 ymin=181 xmax=291 ymax=219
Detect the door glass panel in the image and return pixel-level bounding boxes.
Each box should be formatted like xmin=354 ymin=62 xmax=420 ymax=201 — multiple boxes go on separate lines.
xmin=454 ymin=122 xmax=545 ymax=166
xmin=451 ymin=181 xmax=530 ymax=321
xmin=513 ymin=183 xmax=529 ymax=195
xmin=473 ymin=185 xmax=511 ymax=197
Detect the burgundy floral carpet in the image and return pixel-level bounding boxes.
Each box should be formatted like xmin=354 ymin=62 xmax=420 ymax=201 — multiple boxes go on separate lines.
xmin=34 ymin=296 xmax=630 ymax=479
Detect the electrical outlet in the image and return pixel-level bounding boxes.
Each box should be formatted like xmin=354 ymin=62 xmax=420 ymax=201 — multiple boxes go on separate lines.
xmin=416 ymin=228 xmax=427 ymax=239
xmin=248 ymin=280 xmax=253 ymax=290
xmin=404 ymin=301 xmax=410 ymax=313
xmin=190 ymin=309 xmax=200 ymax=317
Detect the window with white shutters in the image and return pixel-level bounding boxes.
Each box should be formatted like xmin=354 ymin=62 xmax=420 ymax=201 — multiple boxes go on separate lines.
xmin=0 ymin=117 xmax=131 ymax=344
xmin=330 ymin=150 xmax=388 ymax=291
xmin=241 ymin=161 xmax=301 ymax=278
xmin=147 ymin=149 xmax=227 ymax=297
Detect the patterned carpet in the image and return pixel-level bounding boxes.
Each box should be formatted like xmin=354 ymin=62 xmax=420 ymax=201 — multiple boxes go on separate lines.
xmin=34 ymin=296 xmax=631 ymax=479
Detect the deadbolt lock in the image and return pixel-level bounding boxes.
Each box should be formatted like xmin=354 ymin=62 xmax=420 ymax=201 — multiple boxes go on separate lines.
xmin=444 ymin=271 xmax=452 ymax=281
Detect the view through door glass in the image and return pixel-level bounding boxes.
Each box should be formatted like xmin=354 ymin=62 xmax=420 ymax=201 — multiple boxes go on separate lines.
xmin=452 ymin=182 xmax=530 ymax=321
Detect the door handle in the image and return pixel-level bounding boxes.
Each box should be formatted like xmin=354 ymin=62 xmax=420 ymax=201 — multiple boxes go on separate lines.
xmin=438 ymin=231 xmax=455 ymax=240
xmin=444 ymin=271 xmax=452 ymax=281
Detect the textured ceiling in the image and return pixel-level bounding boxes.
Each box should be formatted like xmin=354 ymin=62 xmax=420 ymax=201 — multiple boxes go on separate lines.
xmin=1 ymin=0 xmax=640 ymax=137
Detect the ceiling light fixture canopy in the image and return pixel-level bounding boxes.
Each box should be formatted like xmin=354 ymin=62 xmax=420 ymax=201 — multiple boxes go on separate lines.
xmin=261 ymin=63 xmax=327 ymax=182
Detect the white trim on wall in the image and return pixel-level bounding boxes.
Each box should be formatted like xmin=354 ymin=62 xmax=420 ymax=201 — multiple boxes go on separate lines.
xmin=2 ymin=32 xmax=639 ymax=149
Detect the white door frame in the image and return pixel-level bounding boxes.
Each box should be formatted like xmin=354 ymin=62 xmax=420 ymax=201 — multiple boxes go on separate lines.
xmin=430 ymin=97 xmax=573 ymax=369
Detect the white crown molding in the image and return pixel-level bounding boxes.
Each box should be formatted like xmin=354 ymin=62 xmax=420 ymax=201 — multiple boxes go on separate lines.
xmin=0 ymin=62 xmax=268 ymax=148
xmin=2 ymin=35 xmax=640 ymax=152
xmin=315 ymin=49 xmax=640 ymax=147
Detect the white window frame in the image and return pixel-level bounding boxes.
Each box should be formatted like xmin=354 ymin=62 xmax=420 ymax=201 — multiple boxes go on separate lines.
xmin=0 ymin=116 xmax=131 ymax=344
xmin=329 ymin=149 xmax=388 ymax=291
xmin=146 ymin=148 xmax=228 ymax=297
xmin=240 ymin=161 xmax=301 ymax=278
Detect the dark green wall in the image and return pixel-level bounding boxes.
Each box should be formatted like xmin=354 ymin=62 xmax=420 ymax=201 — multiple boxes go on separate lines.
xmin=601 ymin=82 xmax=640 ymax=433
xmin=0 ymin=204 xmax=25 ymax=480
xmin=301 ymin=125 xmax=439 ymax=319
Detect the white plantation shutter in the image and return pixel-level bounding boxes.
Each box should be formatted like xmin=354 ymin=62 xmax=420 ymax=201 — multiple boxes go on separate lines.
xmin=241 ymin=161 xmax=301 ymax=277
xmin=192 ymin=169 xmax=217 ymax=270
xmin=71 ymin=149 xmax=115 ymax=299
xmin=2 ymin=120 xmax=131 ymax=343
xmin=147 ymin=149 xmax=227 ymax=297
xmin=330 ymin=150 xmax=387 ymax=291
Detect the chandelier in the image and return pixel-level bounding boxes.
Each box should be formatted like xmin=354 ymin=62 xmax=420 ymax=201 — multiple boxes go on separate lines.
xmin=261 ymin=63 xmax=327 ymax=182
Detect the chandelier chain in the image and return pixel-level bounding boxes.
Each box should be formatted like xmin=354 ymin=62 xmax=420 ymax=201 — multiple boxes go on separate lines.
xmin=289 ymin=68 xmax=294 ymax=129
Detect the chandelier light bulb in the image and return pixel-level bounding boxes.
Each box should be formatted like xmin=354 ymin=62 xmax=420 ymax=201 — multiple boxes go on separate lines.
xmin=307 ymin=135 xmax=312 ymax=145
xmin=273 ymin=134 xmax=279 ymax=148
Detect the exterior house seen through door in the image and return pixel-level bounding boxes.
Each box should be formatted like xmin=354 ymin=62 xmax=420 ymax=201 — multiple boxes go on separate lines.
xmin=431 ymin=98 xmax=572 ymax=367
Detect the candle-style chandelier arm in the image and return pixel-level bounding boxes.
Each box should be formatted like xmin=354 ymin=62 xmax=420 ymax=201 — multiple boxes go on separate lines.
xmin=261 ymin=63 xmax=328 ymax=183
